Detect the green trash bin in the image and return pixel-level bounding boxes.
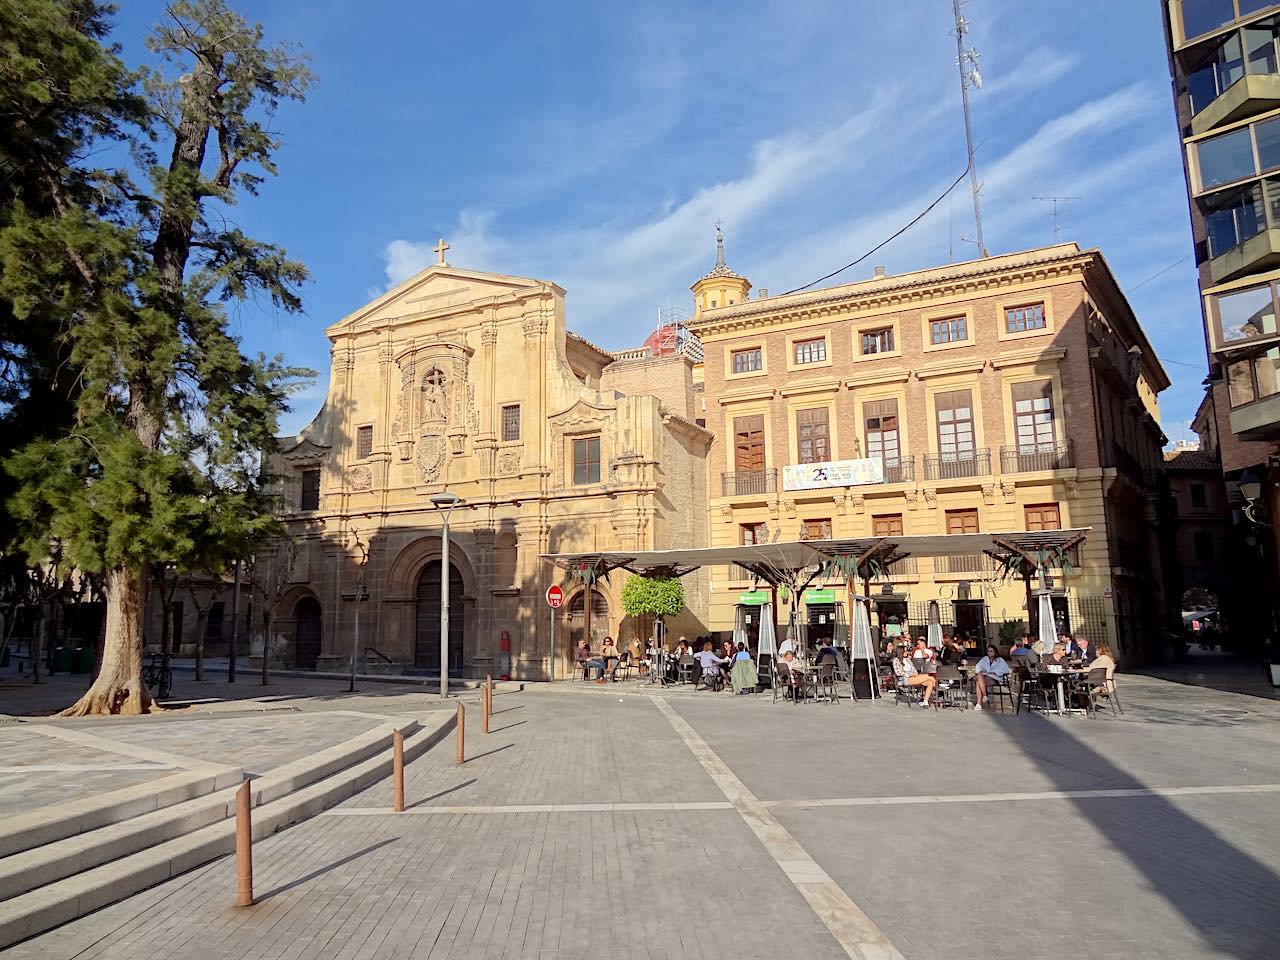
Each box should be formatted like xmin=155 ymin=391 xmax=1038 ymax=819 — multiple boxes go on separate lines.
xmin=77 ymin=647 xmax=95 ymax=674
xmin=56 ymin=646 xmax=73 ymax=673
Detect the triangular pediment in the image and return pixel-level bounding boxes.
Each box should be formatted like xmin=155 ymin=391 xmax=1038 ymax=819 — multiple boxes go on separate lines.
xmin=328 ymin=264 xmax=564 ymax=335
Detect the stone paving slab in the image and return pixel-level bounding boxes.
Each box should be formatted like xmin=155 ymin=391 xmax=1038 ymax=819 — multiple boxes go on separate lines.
xmin=70 ymin=713 xmax=389 ymax=775
xmin=343 ymin=692 xmax=724 ymax=810
xmin=0 ymin=727 xmax=174 ymax=816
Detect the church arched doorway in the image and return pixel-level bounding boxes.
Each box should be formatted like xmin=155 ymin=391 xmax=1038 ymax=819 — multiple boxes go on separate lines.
xmin=293 ymin=597 xmax=322 ymax=670
xmin=416 ymin=560 xmax=464 ymax=673
xmin=565 ymin=588 xmax=610 ymax=654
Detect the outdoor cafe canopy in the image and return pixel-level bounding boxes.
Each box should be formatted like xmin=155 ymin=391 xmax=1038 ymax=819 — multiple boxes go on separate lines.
xmin=542 ymin=528 xmax=1089 ymax=589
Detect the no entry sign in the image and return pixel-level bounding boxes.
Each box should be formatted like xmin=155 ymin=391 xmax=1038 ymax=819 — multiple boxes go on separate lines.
xmin=545 ymin=584 xmax=565 ymax=608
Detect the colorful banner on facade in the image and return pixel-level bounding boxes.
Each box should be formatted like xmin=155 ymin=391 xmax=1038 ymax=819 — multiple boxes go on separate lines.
xmin=782 ymin=458 xmax=884 ymax=491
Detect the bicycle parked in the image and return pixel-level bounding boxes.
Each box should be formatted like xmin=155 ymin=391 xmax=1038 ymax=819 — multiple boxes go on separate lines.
xmin=142 ymin=652 xmax=173 ymax=700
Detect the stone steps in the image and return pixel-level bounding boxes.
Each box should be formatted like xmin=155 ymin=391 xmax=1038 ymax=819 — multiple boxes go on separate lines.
xmin=0 ymin=712 xmax=454 ymax=950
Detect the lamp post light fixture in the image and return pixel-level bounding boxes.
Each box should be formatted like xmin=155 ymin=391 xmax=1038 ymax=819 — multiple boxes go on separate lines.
xmin=431 ymin=492 xmax=464 ymax=698
xmin=1239 ymin=469 xmax=1268 ymax=526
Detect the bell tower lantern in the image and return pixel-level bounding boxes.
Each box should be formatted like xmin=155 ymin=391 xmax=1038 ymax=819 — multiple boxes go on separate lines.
xmin=691 ymin=225 xmax=751 ymax=320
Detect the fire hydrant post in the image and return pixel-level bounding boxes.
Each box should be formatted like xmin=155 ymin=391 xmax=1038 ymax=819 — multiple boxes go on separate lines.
xmin=455 ymin=702 xmax=465 ymax=765
xmin=393 ymin=730 xmax=405 ymax=812
xmin=234 ymin=779 xmax=253 ymax=907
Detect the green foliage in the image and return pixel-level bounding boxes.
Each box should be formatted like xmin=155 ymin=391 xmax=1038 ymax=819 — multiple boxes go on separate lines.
xmin=0 ymin=0 xmax=314 ymax=582
xmin=620 ymin=576 xmax=685 ymax=618
xmin=997 ymin=620 xmax=1027 ymax=646
xmin=823 ymin=553 xmax=888 ymax=584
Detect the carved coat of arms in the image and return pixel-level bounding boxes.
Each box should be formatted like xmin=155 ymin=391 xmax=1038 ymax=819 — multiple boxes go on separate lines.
xmin=416 ymin=433 xmax=448 ymax=483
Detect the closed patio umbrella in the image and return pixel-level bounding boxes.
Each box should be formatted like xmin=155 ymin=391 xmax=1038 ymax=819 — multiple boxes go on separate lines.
xmin=927 ymin=600 xmax=944 ymax=650
xmin=851 ymin=597 xmax=877 ymax=701
xmin=1037 ymin=592 xmax=1056 ymax=653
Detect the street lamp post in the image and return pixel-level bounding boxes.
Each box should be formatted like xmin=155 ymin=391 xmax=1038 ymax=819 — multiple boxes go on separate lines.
xmin=431 ymin=492 xmax=463 ymax=698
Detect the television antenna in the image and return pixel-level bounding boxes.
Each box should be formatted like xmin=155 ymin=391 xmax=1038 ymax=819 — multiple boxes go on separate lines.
xmin=1033 ymin=196 xmax=1079 ymax=243
xmin=952 ymin=0 xmax=986 ymax=257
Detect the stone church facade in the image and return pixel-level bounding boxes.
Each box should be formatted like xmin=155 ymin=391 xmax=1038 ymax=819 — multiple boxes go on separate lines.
xmin=263 ymin=252 xmax=711 ymax=680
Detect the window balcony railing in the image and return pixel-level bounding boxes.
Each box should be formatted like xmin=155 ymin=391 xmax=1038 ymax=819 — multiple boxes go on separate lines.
xmin=923 ymin=449 xmax=991 ymax=481
xmin=1000 ymin=441 xmax=1074 ymax=474
xmin=935 ymin=554 xmax=990 ymax=575
xmin=879 ymin=456 xmax=915 ymax=484
xmin=722 ymin=469 xmax=777 ymax=497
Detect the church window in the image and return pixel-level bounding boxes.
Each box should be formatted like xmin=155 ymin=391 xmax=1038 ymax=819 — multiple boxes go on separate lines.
xmin=731 ymin=347 xmax=763 ymax=374
xmin=356 ymin=425 xmax=373 ymax=459
xmin=299 ymin=468 xmax=320 ymax=511
xmin=501 ymin=404 xmax=521 ymax=442
xmin=572 ymin=436 xmax=601 ymax=485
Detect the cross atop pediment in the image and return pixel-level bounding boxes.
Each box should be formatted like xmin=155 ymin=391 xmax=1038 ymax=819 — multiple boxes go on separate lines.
xmin=433 ymin=237 xmax=450 ymax=266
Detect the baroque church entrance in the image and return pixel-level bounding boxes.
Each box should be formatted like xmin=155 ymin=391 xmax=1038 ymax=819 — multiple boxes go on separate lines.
xmin=293 ymin=597 xmax=322 ymax=670
xmin=415 ymin=560 xmax=464 ymax=673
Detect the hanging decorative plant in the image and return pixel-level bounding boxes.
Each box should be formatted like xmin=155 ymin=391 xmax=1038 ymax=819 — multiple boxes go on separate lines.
xmin=823 ymin=554 xmax=887 ymax=584
xmin=564 ymin=560 xmax=609 ymax=591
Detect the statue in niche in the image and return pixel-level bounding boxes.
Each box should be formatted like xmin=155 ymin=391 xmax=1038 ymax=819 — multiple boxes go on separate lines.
xmin=421 ymin=368 xmax=447 ymax=423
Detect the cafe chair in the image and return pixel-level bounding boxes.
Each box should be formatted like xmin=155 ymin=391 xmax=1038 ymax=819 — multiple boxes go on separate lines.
xmin=677 ymin=655 xmax=697 ymax=685
xmin=982 ymin=672 xmax=1015 ymax=714
xmin=815 ymin=660 xmax=838 ymax=703
xmin=934 ymin=664 xmax=968 ymax=710
xmin=1013 ymin=663 xmax=1053 ymax=715
xmin=613 ymin=652 xmax=634 ymax=681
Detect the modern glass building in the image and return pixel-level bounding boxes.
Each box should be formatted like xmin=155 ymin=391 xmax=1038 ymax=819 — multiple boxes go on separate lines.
xmin=1162 ymin=0 xmax=1280 ymax=638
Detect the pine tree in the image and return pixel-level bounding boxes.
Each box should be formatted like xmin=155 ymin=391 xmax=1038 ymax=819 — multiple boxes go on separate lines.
xmin=1 ymin=0 xmax=313 ymax=715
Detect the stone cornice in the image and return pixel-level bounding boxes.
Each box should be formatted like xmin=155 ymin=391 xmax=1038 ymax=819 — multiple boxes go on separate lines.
xmin=844 ymin=369 xmax=911 ymax=389
xmin=716 ymin=386 xmax=777 ymax=406
xmin=915 ymin=357 xmax=988 ymax=380
xmin=990 ymin=345 xmax=1068 ymax=369
xmin=779 ymin=377 xmax=841 ymax=398
xmin=690 ymin=249 xmax=1091 ymax=338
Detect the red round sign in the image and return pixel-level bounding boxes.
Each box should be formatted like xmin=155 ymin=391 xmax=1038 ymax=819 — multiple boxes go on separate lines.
xmin=545 ymin=584 xmax=565 ymax=608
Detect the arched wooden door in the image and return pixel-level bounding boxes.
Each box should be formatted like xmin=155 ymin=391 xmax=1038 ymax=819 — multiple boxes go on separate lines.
xmin=565 ymin=589 xmax=609 ymax=653
xmin=415 ymin=560 xmax=464 ymax=673
xmin=293 ymin=597 xmax=322 ymax=670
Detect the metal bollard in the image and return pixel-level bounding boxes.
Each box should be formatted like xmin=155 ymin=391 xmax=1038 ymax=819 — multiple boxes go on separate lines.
xmin=483 ymin=674 xmax=491 ymax=734
xmin=234 ymin=779 xmax=254 ymax=907
xmin=393 ymin=730 xmax=405 ymax=812
xmin=455 ymin=702 xmax=465 ymax=765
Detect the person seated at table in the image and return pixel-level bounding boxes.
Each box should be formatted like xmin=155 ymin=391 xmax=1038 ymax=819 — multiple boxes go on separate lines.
xmin=575 ymin=639 xmax=596 ymax=679
xmin=1044 ymin=642 xmax=1070 ymax=668
xmin=911 ymin=637 xmax=936 ymax=662
xmin=1088 ymin=643 xmax=1116 ymax=681
xmin=972 ymin=644 xmax=1010 ymax=710
xmin=892 ymin=649 xmax=935 ymax=707
xmin=940 ymin=635 xmax=967 ymax=665
xmin=816 ymin=641 xmax=839 ymax=663
xmin=1070 ymin=634 xmax=1093 ymax=663
xmin=777 ymin=635 xmax=798 ymax=657
xmin=694 ymin=641 xmax=729 ymax=690
xmin=597 ymin=636 xmax=620 ymax=683
xmin=1010 ymin=636 xmax=1039 ymax=665
xmin=581 ymin=641 xmax=607 ymax=681
xmin=729 ymin=642 xmax=756 ymax=694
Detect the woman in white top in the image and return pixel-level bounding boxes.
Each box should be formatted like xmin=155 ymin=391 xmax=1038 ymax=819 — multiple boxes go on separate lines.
xmin=1089 ymin=643 xmax=1117 ymax=681
xmin=972 ymin=644 xmax=1010 ymax=710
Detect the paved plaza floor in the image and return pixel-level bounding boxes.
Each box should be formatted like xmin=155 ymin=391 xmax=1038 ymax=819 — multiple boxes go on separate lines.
xmin=6 ymin=661 xmax=1279 ymax=960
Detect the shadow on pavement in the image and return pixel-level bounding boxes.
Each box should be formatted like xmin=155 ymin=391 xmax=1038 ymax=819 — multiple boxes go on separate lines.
xmin=407 ymin=778 xmax=477 ymax=809
xmin=994 ymin=710 xmax=1280 ymax=959
xmin=1132 ymin=651 xmax=1280 ymax=703
xmin=255 ymin=837 xmax=398 ymax=902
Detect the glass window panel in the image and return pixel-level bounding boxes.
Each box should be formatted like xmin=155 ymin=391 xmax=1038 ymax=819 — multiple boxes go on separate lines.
xmin=1227 ymin=358 xmax=1258 ymax=405
xmin=1197 ymin=127 xmax=1256 ymax=189
xmin=1189 ymin=61 xmax=1222 ymax=114
xmin=1180 ymin=0 xmax=1238 ymax=39
xmin=1218 ymin=32 xmax=1246 ymax=90
xmin=1257 ymin=115 xmax=1280 ymax=173
xmin=1240 ymin=0 xmax=1276 ymax=17
xmin=1245 ymin=21 xmax=1279 ymax=74
xmin=1256 ymin=346 xmax=1280 ymax=398
xmin=1203 ymin=182 xmax=1266 ymax=257
xmin=1216 ymin=284 xmax=1278 ymax=342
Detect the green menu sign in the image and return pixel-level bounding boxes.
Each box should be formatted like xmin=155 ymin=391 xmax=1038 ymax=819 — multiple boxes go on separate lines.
xmin=738 ymin=590 xmax=769 ymax=606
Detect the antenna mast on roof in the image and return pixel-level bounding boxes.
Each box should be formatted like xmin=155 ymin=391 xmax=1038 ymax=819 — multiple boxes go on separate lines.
xmin=1033 ymin=196 xmax=1079 ymax=243
xmin=953 ymin=0 xmax=987 ymax=257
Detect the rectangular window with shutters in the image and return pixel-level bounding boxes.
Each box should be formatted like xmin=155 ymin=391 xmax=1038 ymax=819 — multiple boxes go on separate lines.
xmin=741 ymin=522 xmax=770 ymax=545
xmin=1012 ymin=380 xmax=1056 ymax=452
xmin=1005 ymin=302 xmax=1047 ymax=333
xmin=860 ymin=327 xmax=895 ymax=354
xmin=572 ymin=436 xmax=601 ymax=485
xmin=801 ymin=519 xmax=832 ymax=540
xmin=873 ymin=514 xmax=904 ymax=537
xmin=935 ymin=390 xmax=975 ymax=458
xmin=356 ymin=425 xmax=373 ymax=460
xmin=864 ymin=399 xmax=901 ymax=468
xmin=733 ymin=415 xmax=766 ymax=473
xmin=793 ymin=337 xmax=827 ymax=365
xmin=945 ymin=508 xmax=979 ymax=534
xmin=501 ymin=404 xmax=521 ymax=442
xmin=929 ymin=316 xmax=967 ymax=344
xmin=731 ymin=347 xmax=763 ymax=374
xmin=299 ymin=468 xmax=320 ymax=511
xmin=796 ymin=408 xmax=830 ymax=464
xmin=1024 ymin=503 xmax=1062 ymax=531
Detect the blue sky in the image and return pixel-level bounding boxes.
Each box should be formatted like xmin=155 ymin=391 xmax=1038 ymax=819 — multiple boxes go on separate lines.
xmin=110 ymin=0 xmax=1206 ymax=438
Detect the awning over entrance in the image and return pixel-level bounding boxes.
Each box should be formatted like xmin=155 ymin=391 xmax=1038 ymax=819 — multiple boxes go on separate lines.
xmin=542 ymin=529 xmax=1090 ymax=586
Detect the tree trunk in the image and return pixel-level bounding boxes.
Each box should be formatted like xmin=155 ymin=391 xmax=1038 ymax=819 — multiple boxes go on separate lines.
xmin=260 ymin=611 xmax=271 ymax=686
xmin=33 ymin=606 xmax=46 ymax=684
xmin=194 ymin=609 xmax=208 ymax=681
xmin=60 ymin=567 xmax=156 ymax=716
